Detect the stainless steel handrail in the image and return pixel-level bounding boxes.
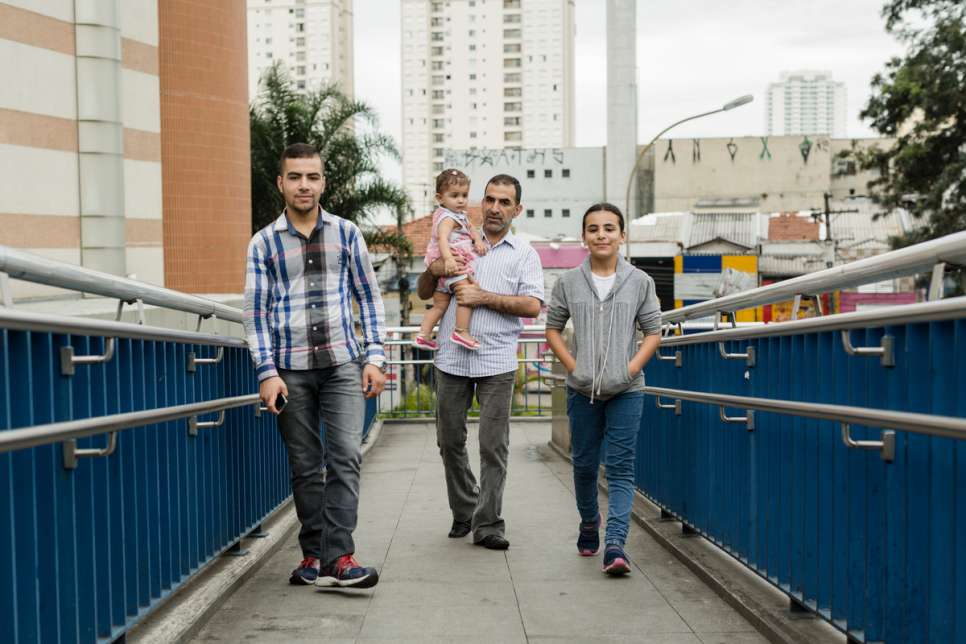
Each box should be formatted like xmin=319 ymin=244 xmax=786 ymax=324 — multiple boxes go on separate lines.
xmin=0 ymin=394 xmax=259 ymax=455
xmin=386 ymin=324 xmax=547 ymax=334
xmin=0 ymin=308 xmax=247 ymax=348
xmin=643 ymin=386 xmax=966 ymax=441
xmin=661 ymin=230 xmax=966 ymax=324
xmin=659 ymin=296 xmax=966 ymax=347
xmin=0 ymin=245 xmax=243 ymax=323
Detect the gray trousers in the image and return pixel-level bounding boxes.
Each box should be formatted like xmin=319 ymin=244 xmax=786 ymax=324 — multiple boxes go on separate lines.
xmin=434 ymin=367 xmax=515 ymax=541
xmin=276 ymin=361 xmax=364 ymax=565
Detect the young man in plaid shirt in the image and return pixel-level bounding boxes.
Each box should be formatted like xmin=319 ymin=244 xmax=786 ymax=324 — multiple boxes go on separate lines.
xmin=244 ymin=143 xmax=386 ymax=588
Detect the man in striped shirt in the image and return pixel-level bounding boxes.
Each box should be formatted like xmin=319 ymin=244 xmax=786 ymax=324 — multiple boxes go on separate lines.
xmin=417 ymin=174 xmax=544 ymax=550
xmin=244 ymin=143 xmax=385 ymax=589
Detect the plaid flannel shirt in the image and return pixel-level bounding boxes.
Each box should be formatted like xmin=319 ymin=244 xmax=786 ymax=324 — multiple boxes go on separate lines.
xmin=243 ymin=208 xmax=385 ymax=381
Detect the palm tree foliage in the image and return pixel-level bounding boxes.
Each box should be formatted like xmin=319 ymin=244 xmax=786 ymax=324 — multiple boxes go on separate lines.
xmin=250 ymin=63 xmax=411 ymax=257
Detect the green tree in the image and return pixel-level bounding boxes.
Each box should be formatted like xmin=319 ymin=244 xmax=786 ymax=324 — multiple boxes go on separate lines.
xmin=856 ymin=0 xmax=965 ymax=247
xmin=249 ymin=63 xmax=411 ymax=256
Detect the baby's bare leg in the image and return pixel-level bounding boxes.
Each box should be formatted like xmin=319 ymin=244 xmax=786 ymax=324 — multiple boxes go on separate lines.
xmin=418 ymin=290 xmax=452 ymax=338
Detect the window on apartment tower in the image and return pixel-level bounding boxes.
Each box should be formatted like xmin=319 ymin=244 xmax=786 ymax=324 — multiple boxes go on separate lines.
xmin=562 ymin=168 xmax=570 ymax=178
xmin=526 ymin=169 xmax=534 ymax=178
xmin=544 ymin=169 xmax=552 ymax=178
xmin=544 ymin=209 xmax=552 ymax=218
xmin=526 ymin=209 xmax=534 ymax=218
xmin=562 ymin=209 xmax=571 ymax=218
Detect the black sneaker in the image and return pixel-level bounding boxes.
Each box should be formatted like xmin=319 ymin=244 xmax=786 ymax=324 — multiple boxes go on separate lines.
xmin=289 ymin=556 xmax=321 ymax=585
xmin=315 ymin=554 xmax=380 ymax=589
xmin=577 ymin=513 xmax=601 ymax=556
xmin=448 ymin=520 xmax=471 ymax=538
xmin=475 ymin=534 xmax=509 ymax=550
xmin=602 ymin=545 xmax=631 ymax=576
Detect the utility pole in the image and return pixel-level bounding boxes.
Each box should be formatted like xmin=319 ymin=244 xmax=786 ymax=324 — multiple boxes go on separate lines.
xmin=812 ymin=192 xmax=859 ymax=268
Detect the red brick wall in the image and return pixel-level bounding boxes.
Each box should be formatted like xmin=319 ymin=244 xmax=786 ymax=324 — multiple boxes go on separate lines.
xmin=159 ymin=0 xmax=251 ymax=293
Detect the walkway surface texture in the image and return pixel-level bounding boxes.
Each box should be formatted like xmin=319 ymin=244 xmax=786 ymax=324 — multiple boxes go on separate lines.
xmin=192 ymin=421 xmax=769 ymax=643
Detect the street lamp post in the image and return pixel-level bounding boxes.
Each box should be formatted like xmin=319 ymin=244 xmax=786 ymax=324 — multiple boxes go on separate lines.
xmin=623 ymin=95 xmax=754 ymax=260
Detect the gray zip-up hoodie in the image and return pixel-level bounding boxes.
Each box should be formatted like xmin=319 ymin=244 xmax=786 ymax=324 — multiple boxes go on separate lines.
xmin=546 ymin=256 xmax=662 ymax=403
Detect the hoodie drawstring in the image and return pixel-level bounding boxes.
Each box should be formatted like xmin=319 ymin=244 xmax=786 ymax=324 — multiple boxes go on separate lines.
xmin=589 ymin=296 xmax=618 ymax=405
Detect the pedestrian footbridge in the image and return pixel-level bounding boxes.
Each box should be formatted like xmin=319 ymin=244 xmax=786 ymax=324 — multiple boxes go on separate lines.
xmin=1 ymin=232 xmax=964 ymax=643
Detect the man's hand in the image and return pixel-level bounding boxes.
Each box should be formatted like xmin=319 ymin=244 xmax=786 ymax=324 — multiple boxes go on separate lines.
xmin=418 ymin=256 xmax=470 ymax=300
xmin=259 ymin=376 xmax=289 ymax=415
xmin=452 ymin=281 xmax=487 ymax=308
xmin=362 ymin=364 xmax=385 ymax=398
xmin=429 ymin=255 xmax=467 ymax=277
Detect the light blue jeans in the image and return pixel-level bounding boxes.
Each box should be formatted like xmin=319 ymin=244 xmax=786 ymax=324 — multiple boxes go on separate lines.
xmin=567 ymin=387 xmax=644 ymax=546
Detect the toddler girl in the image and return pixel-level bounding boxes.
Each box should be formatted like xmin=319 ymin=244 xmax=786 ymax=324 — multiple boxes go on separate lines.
xmin=415 ymin=169 xmax=487 ymax=351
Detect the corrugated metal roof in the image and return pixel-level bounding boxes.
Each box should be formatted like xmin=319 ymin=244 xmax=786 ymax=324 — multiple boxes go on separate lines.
xmin=688 ymin=213 xmax=761 ymax=250
xmin=629 ymin=213 xmax=689 ymax=243
xmin=827 ymin=199 xmax=904 ymax=250
xmin=759 ymin=255 xmax=829 ymax=276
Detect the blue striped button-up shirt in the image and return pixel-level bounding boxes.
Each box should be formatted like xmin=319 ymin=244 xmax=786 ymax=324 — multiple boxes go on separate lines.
xmin=435 ymin=231 xmax=544 ymax=378
xmin=243 ymin=208 xmax=385 ymax=381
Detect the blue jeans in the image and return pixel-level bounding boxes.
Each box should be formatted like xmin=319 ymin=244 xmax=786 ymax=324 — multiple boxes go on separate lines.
xmin=567 ymin=387 xmax=644 ymax=546
xmin=277 ymin=361 xmax=364 ymax=565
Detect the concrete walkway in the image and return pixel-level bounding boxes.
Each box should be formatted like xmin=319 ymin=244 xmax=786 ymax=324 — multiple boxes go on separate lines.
xmin=191 ymin=421 xmax=768 ymax=643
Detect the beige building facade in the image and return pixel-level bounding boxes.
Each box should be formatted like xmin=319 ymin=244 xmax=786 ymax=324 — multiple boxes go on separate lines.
xmin=0 ymin=0 xmax=165 ymax=299
xmin=644 ymin=135 xmax=890 ymax=215
xmin=0 ymin=0 xmax=252 ymax=300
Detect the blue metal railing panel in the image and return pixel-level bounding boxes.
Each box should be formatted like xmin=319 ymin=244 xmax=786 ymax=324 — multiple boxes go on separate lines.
xmin=0 ymin=326 xmax=377 ymax=642
xmin=641 ymin=317 xmax=966 ymax=643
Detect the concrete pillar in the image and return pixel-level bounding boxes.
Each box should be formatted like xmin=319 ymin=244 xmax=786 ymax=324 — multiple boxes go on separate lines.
xmin=604 ymin=0 xmax=638 ymax=219
xmin=74 ymin=0 xmax=127 ymax=276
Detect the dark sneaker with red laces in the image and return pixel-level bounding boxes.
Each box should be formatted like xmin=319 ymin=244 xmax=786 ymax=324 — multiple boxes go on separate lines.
xmin=315 ymin=554 xmax=380 ymax=589
xmin=289 ymin=557 xmax=321 ymax=585
xmin=577 ymin=513 xmax=601 ymax=556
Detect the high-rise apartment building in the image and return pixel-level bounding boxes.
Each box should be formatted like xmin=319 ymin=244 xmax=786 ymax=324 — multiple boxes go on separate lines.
xmin=247 ymin=0 xmax=354 ymax=100
xmin=766 ymin=70 xmax=847 ymax=137
xmin=401 ymin=0 xmax=575 ymax=215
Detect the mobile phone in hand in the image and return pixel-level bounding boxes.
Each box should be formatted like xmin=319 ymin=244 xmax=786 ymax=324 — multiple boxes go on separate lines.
xmin=275 ymin=392 xmax=288 ymax=413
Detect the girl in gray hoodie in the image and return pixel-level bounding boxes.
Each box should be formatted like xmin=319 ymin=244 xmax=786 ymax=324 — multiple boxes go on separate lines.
xmin=545 ymin=202 xmax=662 ymax=575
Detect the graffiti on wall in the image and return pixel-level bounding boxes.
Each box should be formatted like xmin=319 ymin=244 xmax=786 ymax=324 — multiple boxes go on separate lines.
xmin=445 ymin=147 xmax=565 ymax=169
xmin=799 ymin=136 xmax=813 ymax=163
xmin=726 ymin=138 xmax=738 ymax=162
xmin=663 ymin=140 xmax=676 ymax=163
xmin=759 ymin=137 xmax=772 ymax=160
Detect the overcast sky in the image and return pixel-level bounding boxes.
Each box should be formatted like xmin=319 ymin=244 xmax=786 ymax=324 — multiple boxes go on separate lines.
xmin=354 ymin=0 xmax=905 ymax=184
